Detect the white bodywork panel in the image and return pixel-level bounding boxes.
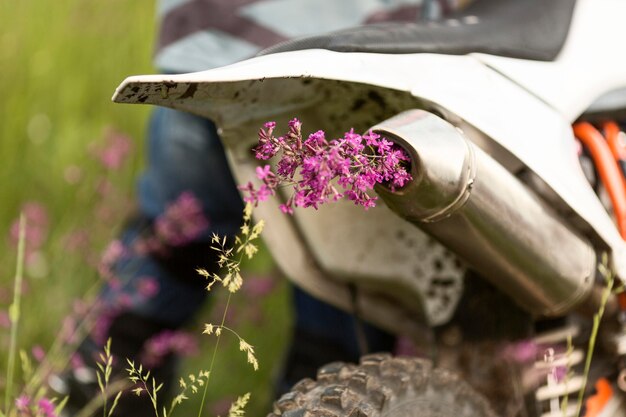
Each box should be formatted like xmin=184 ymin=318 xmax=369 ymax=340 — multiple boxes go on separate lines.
xmin=113 ymin=0 xmax=626 ymax=328
xmin=475 ymin=0 xmax=626 ymax=121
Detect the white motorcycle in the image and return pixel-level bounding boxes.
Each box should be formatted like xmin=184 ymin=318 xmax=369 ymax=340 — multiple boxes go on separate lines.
xmin=112 ymin=0 xmax=626 ymax=415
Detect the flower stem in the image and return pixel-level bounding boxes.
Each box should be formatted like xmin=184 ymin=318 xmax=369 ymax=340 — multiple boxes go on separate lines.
xmin=575 ymin=262 xmax=614 ymax=417
xmin=4 ymin=214 xmax=26 ymax=413
xmin=197 ymin=293 xmax=232 ymax=417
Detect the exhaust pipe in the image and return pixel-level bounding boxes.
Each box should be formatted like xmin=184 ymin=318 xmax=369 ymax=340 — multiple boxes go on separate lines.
xmin=373 ymin=110 xmax=596 ymax=317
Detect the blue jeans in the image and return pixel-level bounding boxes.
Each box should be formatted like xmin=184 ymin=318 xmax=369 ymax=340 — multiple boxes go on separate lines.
xmin=99 ymin=107 xmax=243 ymax=326
xmin=96 ymin=107 xmax=394 ymax=382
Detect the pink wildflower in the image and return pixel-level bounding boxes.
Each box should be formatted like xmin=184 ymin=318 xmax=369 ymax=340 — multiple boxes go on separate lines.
xmin=32 ymin=345 xmax=45 ymax=362
xmin=92 ymin=310 xmax=118 ymax=346
xmin=255 ymin=122 xmax=279 ymax=160
xmin=240 ymin=182 xmax=274 ymax=205
xmin=141 ymin=330 xmax=198 ymax=367
xmin=305 ymin=130 xmax=327 ymax=149
xmin=117 ymin=293 xmax=133 ymax=309
xmin=136 ymin=276 xmax=160 ymax=299
xmin=242 ymin=120 xmax=412 ymax=213
xmin=94 ymin=128 xmax=134 ymax=170
xmin=279 ymin=203 xmax=294 ymax=215
xmin=37 ymin=397 xmax=57 ymax=417
xmin=15 ymin=395 xmax=30 ymax=411
xmin=98 ymin=240 xmax=126 ymax=281
xmin=242 ymin=277 xmax=275 ymax=298
xmin=152 ymin=192 xmax=210 ymax=247
xmin=70 ymin=353 xmax=85 ymax=370
xmin=256 ymin=165 xmax=272 ymax=180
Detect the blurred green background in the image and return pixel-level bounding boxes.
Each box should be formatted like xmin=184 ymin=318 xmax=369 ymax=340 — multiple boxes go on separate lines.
xmin=0 ymin=0 xmax=289 ymax=415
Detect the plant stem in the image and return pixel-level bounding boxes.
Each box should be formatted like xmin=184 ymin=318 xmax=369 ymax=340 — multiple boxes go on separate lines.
xmin=575 ymin=266 xmax=614 ymax=417
xmin=25 ymin=283 xmax=100 ymax=396
xmin=75 ymin=379 xmax=129 ymax=417
xmin=197 ymin=293 xmax=232 ymax=417
xmin=4 ymin=214 xmax=26 ymax=413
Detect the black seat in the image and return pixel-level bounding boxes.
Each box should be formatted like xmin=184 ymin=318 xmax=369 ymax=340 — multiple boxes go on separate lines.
xmin=260 ymin=0 xmax=577 ymax=62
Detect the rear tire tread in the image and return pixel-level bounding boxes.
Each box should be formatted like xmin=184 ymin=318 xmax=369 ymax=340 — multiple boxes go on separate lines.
xmin=269 ymin=354 xmax=496 ymax=417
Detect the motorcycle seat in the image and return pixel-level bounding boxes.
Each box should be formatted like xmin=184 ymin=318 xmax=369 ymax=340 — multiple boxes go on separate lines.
xmin=260 ymin=0 xmax=576 ymax=62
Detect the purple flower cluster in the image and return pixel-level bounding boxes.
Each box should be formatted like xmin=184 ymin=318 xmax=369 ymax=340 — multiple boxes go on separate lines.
xmin=152 ymin=191 xmax=210 ymax=248
xmin=91 ymin=127 xmax=134 ymax=171
xmin=240 ymin=119 xmax=412 ymax=213
xmin=98 ymin=239 xmax=127 ymax=282
xmin=15 ymin=395 xmax=57 ymax=417
xmin=140 ymin=330 xmax=198 ymax=367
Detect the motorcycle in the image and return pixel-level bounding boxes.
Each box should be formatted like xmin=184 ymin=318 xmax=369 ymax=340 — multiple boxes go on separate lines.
xmin=111 ymin=0 xmax=626 ymax=415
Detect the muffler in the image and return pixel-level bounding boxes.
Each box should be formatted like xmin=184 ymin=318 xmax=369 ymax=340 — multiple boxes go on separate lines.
xmin=373 ymin=110 xmax=596 ymax=316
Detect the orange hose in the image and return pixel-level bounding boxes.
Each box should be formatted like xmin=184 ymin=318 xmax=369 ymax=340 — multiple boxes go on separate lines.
xmin=604 ymin=121 xmax=626 ymax=161
xmin=605 ymin=119 xmax=626 ymax=320
xmin=573 ymin=122 xmax=626 ymax=239
xmin=601 ymin=121 xmax=626 ymax=310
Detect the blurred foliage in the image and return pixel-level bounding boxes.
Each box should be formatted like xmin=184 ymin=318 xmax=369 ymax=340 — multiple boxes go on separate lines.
xmin=0 ymin=0 xmax=155 ymax=352
xmin=0 ymin=0 xmax=153 ymax=219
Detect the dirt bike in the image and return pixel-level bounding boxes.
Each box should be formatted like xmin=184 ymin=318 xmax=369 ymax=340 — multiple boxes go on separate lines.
xmin=111 ymin=0 xmax=626 ymax=415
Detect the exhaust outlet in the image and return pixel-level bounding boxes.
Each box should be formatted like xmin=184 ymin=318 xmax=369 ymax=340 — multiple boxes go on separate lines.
xmin=373 ymin=110 xmax=595 ymax=316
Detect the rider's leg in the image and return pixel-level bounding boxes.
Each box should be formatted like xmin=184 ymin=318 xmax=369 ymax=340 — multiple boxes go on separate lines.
xmin=276 ymin=286 xmax=397 ymax=395
xmin=104 ymin=104 xmax=244 ymax=347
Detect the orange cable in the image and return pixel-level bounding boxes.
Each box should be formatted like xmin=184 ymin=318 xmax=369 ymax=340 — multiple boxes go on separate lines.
xmin=604 ymin=121 xmax=626 ymax=161
xmin=600 ymin=121 xmax=626 ymax=310
xmin=573 ymin=122 xmax=626 ymax=240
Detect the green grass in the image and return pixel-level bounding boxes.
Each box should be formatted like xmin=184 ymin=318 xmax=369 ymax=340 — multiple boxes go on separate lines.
xmin=0 ymin=1 xmax=289 ymax=415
